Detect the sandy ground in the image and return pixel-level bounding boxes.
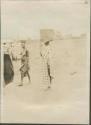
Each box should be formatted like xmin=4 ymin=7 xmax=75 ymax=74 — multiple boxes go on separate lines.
xmin=1 ymin=38 xmax=89 ymax=124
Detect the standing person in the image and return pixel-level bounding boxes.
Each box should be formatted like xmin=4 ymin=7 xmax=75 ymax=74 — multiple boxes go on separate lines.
xmin=40 ymin=40 xmax=54 ymax=89
xmin=3 ymin=43 xmax=14 ymax=86
xmin=9 ymin=42 xmax=16 ymax=61
xmin=18 ymin=41 xmax=30 ymax=86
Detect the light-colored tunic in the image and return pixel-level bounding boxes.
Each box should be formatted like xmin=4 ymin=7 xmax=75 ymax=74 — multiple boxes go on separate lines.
xmin=20 ymin=49 xmax=30 ymax=78
xmin=40 ymin=42 xmax=54 ymax=87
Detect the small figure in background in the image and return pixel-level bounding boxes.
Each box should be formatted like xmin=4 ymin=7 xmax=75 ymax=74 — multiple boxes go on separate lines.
xmin=18 ymin=41 xmax=30 ymax=86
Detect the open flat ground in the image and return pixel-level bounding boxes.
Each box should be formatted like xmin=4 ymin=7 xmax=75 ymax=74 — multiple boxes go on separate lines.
xmin=1 ymin=38 xmax=89 ymax=124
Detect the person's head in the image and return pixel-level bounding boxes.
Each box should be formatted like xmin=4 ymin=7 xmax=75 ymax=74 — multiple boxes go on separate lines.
xmin=44 ymin=41 xmax=50 ymax=46
xmin=44 ymin=40 xmax=52 ymax=46
xmin=3 ymin=43 xmax=6 ymax=45
xmin=21 ymin=40 xmax=26 ymax=49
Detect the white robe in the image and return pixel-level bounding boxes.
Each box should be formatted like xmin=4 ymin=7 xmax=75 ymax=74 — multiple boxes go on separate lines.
xmin=40 ymin=42 xmax=54 ymax=86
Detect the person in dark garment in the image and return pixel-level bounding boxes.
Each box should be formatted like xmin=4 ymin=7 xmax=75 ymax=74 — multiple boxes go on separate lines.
xmin=3 ymin=43 xmax=14 ymax=86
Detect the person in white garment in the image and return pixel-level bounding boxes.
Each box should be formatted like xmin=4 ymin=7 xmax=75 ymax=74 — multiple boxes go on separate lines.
xmin=40 ymin=39 xmax=54 ymax=89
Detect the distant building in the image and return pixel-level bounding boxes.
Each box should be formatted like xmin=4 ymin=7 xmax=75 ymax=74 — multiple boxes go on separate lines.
xmin=54 ymin=31 xmax=63 ymax=40
xmin=40 ymin=29 xmax=55 ymax=42
xmin=80 ymin=33 xmax=87 ymax=38
xmin=64 ymin=34 xmax=73 ymax=39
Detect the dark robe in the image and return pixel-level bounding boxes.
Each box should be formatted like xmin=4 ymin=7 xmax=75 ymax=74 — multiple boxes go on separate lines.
xmin=4 ymin=54 xmax=14 ymax=85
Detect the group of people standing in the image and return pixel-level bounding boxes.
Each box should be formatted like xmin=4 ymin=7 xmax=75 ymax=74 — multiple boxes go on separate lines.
xmin=3 ymin=39 xmax=54 ymax=89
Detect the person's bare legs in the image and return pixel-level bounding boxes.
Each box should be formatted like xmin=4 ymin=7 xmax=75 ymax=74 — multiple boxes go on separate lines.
xmin=18 ymin=73 xmax=23 ymax=86
xmin=27 ymin=71 xmax=31 ymax=83
xmin=47 ymin=65 xmax=51 ymax=88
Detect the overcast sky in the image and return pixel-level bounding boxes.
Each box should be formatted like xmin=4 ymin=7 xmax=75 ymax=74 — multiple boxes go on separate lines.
xmin=1 ymin=0 xmax=90 ymax=40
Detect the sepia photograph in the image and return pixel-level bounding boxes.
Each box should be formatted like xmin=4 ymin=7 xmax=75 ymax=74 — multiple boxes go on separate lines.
xmin=0 ymin=0 xmax=90 ymax=124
